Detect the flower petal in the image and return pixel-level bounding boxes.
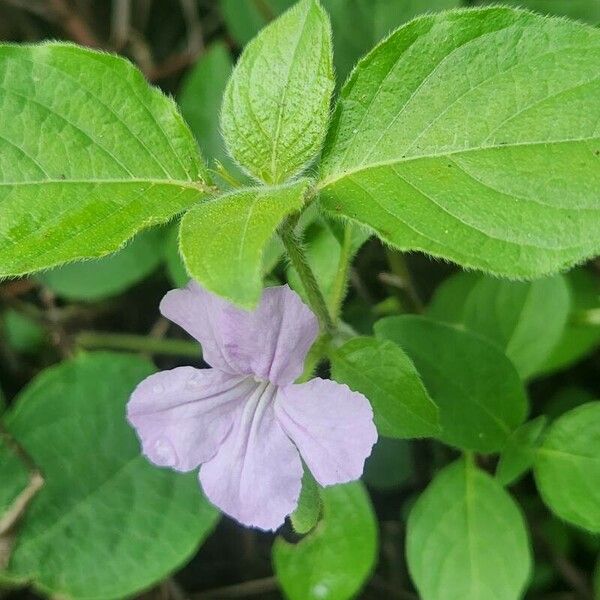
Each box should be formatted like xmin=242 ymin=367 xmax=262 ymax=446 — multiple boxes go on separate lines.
xmin=127 ymin=367 xmax=256 ymax=472
xmin=275 ymin=378 xmax=378 ymax=486
xmin=199 ymin=382 xmax=303 ymax=530
xmin=160 ymin=282 xmax=318 ymax=384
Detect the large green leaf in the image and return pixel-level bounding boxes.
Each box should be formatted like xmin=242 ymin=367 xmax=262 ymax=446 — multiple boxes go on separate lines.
xmin=38 ymin=228 xmax=164 ymax=301
xmin=0 ymin=43 xmax=209 ymax=278
xmin=221 ymin=0 xmax=334 ymax=183
xmin=407 ymin=459 xmax=532 ymax=600
xmin=180 ymin=179 xmax=308 ymax=308
xmin=330 ymin=336 xmax=440 ymax=439
xmin=496 ymin=416 xmax=547 ymax=486
xmin=375 ymin=316 xmax=528 ymax=452
xmin=426 ymin=271 xmax=479 ymax=324
xmin=427 ymin=272 xmax=571 ymax=378
xmin=463 ymin=275 xmax=570 ymax=379
xmin=534 ymin=402 xmax=600 ymax=532
xmin=318 ymin=9 xmax=600 ymax=278
xmin=0 ymin=353 xmax=218 ymax=599
xmin=273 ymin=482 xmax=377 ymax=600
xmin=178 ymin=43 xmax=235 ymax=171
xmin=477 ymin=0 xmax=600 ymax=24
xmin=541 ymin=268 xmax=600 ymax=374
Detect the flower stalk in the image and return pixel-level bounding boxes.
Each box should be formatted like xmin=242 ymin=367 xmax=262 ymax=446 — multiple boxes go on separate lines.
xmin=76 ymin=331 xmax=200 ymax=358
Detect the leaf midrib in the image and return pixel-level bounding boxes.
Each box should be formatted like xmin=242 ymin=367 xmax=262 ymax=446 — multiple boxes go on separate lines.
xmin=0 ymin=178 xmax=205 ymax=189
xmin=317 ymin=135 xmax=600 ymax=190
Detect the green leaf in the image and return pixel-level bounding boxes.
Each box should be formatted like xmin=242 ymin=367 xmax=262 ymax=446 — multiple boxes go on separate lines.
xmin=375 ymin=316 xmax=528 ymax=452
xmin=221 ymin=0 xmax=334 ymax=183
xmin=462 ymin=275 xmax=570 ymax=379
xmin=363 ymin=437 xmax=413 ymax=491
xmin=166 ymin=222 xmax=286 ymax=290
xmin=220 ymin=0 xmax=460 ymax=80
xmin=0 ymin=43 xmax=209 ymax=278
xmin=318 ymin=9 xmax=600 ymax=278
xmin=273 ymin=481 xmax=377 ymax=600
xmin=178 ymin=43 xmax=240 ymax=180
xmin=541 ymin=268 xmax=600 ymax=374
xmin=330 ymin=336 xmax=440 ymax=439
xmin=428 ymin=272 xmax=571 ymax=378
xmin=407 ymin=459 xmax=532 ymax=600
xmin=290 ymin=469 xmax=322 ymax=535
xmin=2 ymin=309 xmax=45 ymax=354
xmin=496 ymin=416 xmax=547 ymax=486
xmin=38 ymin=228 xmax=164 ymax=301
xmin=477 ymin=0 xmax=600 ymax=24
xmin=534 ymin=402 xmax=600 ymax=532
xmin=180 ymin=179 xmax=308 ymax=308
xmin=426 ymin=271 xmax=479 ymax=324
xmin=0 ymin=353 xmax=218 ymax=598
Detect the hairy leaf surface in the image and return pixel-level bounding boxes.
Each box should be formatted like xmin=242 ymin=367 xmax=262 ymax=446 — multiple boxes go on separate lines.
xmin=0 ymin=43 xmax=208 ymax=277
xmin=221 ymin=0 xmax=334 ymax=183
xmin=180 ymin=179 xmax=308 ymax=307
xmin=319 ymin=9 xmax=600 ymax=278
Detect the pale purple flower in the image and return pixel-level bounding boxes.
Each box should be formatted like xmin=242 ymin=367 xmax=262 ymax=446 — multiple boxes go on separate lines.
xmin=127 ymin=282 xmax=377 ymax=531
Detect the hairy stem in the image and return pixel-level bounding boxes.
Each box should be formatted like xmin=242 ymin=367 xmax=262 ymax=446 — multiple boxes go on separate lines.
xmin=76 ymin=331 xmax=200 ymax=358
xmin=280 ymin=217 xmax=335 ymax=333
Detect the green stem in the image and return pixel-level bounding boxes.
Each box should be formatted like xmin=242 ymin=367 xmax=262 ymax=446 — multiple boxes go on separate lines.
xmin=76 ymin=331 xmax=200 ymax=358
xmin=280 ymin=218 xmax=335 ymax=333
xmin=329 ymin=222 xmax=354 ymax=322
xmin=464 ymin=450 xmax=476 ymax=469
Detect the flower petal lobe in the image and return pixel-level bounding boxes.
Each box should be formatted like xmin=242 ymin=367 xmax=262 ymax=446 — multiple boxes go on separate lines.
xmin=275 ymin=378 xmax=377 ymax=486
xmin=160 ymin=282 xmax=318 ymax=384
xmin=199 ymin=382 xmax=303 ymax=530
xmin=127 ymin=367 xmax=254 ymax=472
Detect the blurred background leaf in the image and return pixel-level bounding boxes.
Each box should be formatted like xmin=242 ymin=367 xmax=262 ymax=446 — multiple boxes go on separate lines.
xmin=0 ymin=353 xmax=218 ymax=599
xmin=273 ymin=481 xmax=377 ymax=600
